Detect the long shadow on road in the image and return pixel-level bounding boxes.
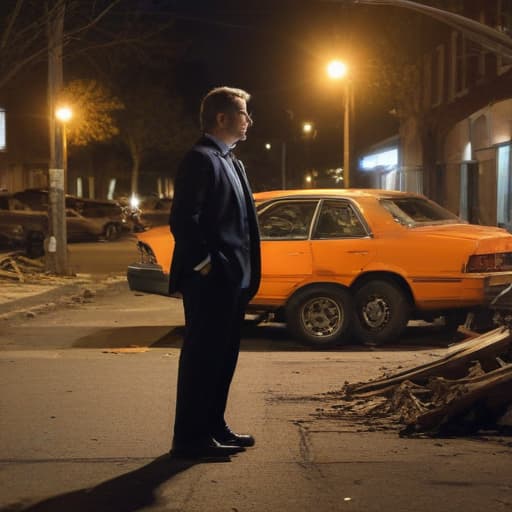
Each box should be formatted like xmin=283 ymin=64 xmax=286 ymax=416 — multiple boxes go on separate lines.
xmin=71 ymin=322 xmax=459 ymax=352
xmin=0 ymin=455 xmax=197 ymax=512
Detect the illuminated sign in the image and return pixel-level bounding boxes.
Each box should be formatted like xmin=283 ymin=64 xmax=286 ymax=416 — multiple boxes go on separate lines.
xmin=360 ymin=148 xmax=398 ymax=170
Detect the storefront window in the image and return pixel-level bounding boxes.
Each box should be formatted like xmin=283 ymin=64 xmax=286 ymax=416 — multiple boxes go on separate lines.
xmin=0 ymin=109 xmax=5 ymax=151
xmin=497 ymin=144 xmax=512 ymax=226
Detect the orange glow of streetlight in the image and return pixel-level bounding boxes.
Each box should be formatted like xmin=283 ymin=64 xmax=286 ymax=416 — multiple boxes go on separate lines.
xmin=327 ymin=60 xmax=348 ymax=80
xmin=302 ymin=122 xmax=313 ymax=134
xmin=56 ymin=106 xmax=72 ymax=122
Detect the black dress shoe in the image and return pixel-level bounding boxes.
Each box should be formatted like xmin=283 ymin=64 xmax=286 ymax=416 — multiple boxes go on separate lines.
xmin=214 ymin=427 xmax=255 ymax=447
xmin=170 ymin=436 xmax=245 ymax=459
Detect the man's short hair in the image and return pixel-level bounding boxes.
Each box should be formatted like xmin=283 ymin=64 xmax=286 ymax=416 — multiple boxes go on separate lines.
xmin=200 ymin=86 xmax=251 ymax=132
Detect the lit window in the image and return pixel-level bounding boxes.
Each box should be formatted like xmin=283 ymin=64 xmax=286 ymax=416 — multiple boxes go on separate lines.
xmin=0 ymin=109 xmax=5 ymax=151
xmin=360 ymin=148 xmax=398 ymax=170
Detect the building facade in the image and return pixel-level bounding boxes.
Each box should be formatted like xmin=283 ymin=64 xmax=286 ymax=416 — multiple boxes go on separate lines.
xmin=359 ymin=0 xmax=512 ymax=228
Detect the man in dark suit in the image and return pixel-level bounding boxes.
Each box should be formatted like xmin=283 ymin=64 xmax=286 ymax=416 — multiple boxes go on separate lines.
xmin=168 ymin=87 xmax=261 ymax=459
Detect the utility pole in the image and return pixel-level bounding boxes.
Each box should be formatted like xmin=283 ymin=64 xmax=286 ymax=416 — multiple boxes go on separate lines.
xmin=281 ymin=141 xmax=287 ymax=189
xmin=47 ymin=1 xmax=68 ymax=275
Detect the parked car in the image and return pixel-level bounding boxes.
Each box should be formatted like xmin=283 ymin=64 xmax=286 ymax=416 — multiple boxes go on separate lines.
xmin=66 ymin=197 xmax=127 ymax=240
xmin=127 ymin=189 xmax=512 ymax=347
xmin=12 ymin=189 xmax=126 ymax=241
xmin=0 ymin=195 xmax=47 ymax=256
xmin=138 ymin=196 xmax=172 ymax=228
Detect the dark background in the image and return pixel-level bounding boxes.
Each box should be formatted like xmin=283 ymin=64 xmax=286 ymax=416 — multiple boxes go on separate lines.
xmin=153 ymin=0 xmax=400 ymax=189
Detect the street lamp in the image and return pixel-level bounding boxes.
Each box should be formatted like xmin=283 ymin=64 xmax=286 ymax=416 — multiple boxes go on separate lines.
xmin=48 ymin=105 xmax=72 ymax=275
xmin=327 ymin=59 xmax=351 ymax=187
xmin=302 ymin=122 xmax=314 ymax=135
xmin=55 ymin=106 xmax=72 ymax=191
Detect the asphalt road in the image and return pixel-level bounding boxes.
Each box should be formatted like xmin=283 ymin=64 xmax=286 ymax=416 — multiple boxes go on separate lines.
xmin=67 ymin=235 xmax=140 ymax=276
xmin=1 ymin=283 xmax=512 ymax=511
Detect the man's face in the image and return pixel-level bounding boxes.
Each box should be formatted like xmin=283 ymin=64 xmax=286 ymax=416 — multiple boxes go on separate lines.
xmin=224 ymin=98 xmax=253 ymax=144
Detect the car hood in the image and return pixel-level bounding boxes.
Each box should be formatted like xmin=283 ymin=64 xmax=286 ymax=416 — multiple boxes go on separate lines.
xmin=137 ymin=224 xmax=171 ymax=243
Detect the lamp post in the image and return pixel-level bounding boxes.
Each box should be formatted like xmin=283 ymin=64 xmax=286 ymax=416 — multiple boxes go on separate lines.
xmin=48 ymin=105 xmax=72 ymax=275
xmin=327 ymin=59 xmax=351 ymax=188
xmin=56 ymin=106 xmax=72 ymax=191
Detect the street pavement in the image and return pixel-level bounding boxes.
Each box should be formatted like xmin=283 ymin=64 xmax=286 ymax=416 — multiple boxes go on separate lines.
xmin=1 ymin=258 xmax=512 ymax=511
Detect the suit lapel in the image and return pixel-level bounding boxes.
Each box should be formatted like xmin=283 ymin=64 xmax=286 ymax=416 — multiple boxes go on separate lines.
xmin=231 ymin=157 xmax=251 ymax=196
xmin=220 ymin=154 xmax=246 ymax=212
xmin=196 ymin=136 xmax=249 ymax=211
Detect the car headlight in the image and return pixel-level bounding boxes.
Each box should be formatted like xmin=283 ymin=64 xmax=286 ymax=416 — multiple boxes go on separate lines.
xmin=137 ymin=241 xmax=157 ymax=265
xmin=466 ymin=252 xmax=512 ymax=272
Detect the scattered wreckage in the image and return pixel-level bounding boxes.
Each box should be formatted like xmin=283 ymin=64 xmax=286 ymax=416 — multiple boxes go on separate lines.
xmin=0 ymin=252 xmax=46 ymax=282
xmin=323 ymin=276 xmax=512 ymax=437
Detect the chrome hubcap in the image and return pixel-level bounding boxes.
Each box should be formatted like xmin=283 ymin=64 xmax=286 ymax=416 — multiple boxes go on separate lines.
xmin=302 ymin=297 xmax=342 ymax=337
xmin=362 ymin=296 xmax=390 ymax=329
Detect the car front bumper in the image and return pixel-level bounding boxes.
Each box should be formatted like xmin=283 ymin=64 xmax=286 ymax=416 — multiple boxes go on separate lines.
xmin=127 ymin=263 xmax=171 ymax=297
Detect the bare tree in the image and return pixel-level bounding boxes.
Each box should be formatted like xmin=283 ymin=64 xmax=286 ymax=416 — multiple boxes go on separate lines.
xmin=0 ymin=0 xmax=126 ymax=91
xmin=115 ymin=83 xmax=195 ymax=195
xmin=60 ymin=79 xmax=123 ymax=146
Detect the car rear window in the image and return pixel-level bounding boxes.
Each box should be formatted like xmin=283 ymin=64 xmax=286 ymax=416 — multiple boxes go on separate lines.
xmin=380 ymin=197 xmax=461 ymax=227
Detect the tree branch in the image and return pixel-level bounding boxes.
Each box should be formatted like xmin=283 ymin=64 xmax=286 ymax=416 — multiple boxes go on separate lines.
xmin=0 ymin=0 xmax=24 ymax=50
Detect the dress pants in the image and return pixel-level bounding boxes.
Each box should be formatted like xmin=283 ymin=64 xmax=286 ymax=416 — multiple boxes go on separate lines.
xmin=173 ymin=267 xmax=247 ymax=443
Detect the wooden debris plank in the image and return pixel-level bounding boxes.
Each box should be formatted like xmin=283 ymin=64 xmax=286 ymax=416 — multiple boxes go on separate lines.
xmin=347 ymin=328 xmax=511 ymax=396
xmin=0 ymin=269 xmax=22 ymax=281
xmin=409 ymin=366 xmax=512 ymax=433
xmin=8 ymin=258 xmax=24 ymax=282
xmin=16 ymin=255 xmax=45 ymax=268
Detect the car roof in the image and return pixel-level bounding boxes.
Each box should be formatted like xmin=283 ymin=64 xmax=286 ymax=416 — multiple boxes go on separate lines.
xmin=253 ymin=188 xmax=422 ymax=202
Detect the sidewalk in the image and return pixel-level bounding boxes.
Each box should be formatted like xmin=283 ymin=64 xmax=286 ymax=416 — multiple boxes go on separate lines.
xmin=0 ymin=270 xmax=127 ymax=323
xmin=0 ymin=243 xmax=134 ymax=323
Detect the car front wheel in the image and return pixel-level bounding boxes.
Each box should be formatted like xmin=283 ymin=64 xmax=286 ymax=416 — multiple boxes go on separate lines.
xmin=353 ymin=280 xmax=410 ymax=345
xmin=286 ymin=285 xmax=353 ymax=348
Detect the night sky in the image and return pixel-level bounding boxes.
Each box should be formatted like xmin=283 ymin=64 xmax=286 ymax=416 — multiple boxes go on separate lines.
xmin=157 ymin=0 xmax=400 ymax=186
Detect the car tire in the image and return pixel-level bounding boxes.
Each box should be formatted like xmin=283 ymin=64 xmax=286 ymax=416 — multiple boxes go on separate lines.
xmin=25 ymin=230 xmax=45 ymax=258
xmin=104 ymin=223 xmax=120 ymax=241
xmin=353 ymin=280 xmax=410 ymax=345
xmin=286 ymin=285 xmax=353 ymax=348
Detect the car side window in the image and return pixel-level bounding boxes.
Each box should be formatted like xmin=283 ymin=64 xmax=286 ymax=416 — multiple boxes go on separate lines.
xmin=313 ymin=201 xmax=367 ymax=239
xmin=258 ymin=200 xmax=318 ymax=240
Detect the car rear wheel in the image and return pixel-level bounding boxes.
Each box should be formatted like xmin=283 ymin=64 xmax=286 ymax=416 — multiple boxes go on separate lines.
xmin=353 ymin=280 xmax=410 ymax=345
xmin=104 ymin=223 xmax=120 ymax=241
xmin=286 ymin=285 xmax=353 ymax=348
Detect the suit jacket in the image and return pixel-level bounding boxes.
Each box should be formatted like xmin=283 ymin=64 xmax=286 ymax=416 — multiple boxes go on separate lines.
xmin=168 ymin=136 xmax=261 ymax=300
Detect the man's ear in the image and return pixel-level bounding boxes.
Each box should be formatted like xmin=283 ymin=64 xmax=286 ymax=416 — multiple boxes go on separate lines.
xmin=216 ymin=112 xmax=226 ymax=127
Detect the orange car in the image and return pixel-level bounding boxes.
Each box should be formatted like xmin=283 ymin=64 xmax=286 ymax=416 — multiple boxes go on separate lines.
xmin=127 ymin=189 xmax=512 ymax=346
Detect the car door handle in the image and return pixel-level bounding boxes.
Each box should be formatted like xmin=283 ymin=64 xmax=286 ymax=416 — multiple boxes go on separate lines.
xmin=347 ymin=250 xmax=369 ymax=255
xmin=288 ymin=251 xmax=305 ymax=256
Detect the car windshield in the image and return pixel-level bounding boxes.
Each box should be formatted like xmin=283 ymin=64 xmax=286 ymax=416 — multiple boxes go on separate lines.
xmin=380 ymin=197 xmax=462 ymax=227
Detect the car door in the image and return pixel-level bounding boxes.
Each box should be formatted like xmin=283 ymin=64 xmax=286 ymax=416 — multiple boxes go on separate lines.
xmin=310 ymin=199 xmax=375 ymax=285
xmin=256 ymin=199 xmax=319 ymax=302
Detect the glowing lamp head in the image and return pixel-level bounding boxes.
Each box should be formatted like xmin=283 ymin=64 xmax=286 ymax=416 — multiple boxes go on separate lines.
xmin=303 ymin=122 xmax=313 ymax=134
xmin=56 ymin=106 xmax=72 ymax=122
xmin=327 ymin=60 xmax=348 ymax=80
